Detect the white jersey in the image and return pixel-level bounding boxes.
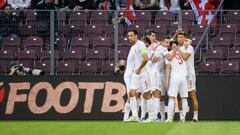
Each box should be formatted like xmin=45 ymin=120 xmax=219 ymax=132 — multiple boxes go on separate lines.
xmin=148 ymin=44 xmax=168 ymax=74
xmin=158 ymin=46 xmax=168 ymax=74
xmin=133 ymin=40 xmax=149 ymax=75
xmin=181 ymin=45 xmax=196 ymax=76
xmin=125 ymin=44 xmax=136 ymax=74
xmin=168 ymin=50 xmax=188 ymax=77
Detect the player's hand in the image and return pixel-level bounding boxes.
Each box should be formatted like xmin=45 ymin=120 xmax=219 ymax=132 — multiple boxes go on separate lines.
xmin=184 ymin=39 xmax=192 ymax=47
xmin=175 ymin=29 xmax=181 ymax=34
xmin=172 ymin=44 xmax=177 ymax=51
xmin=164 ymin=80 xmax=169 ymax=89
xmin=152 ymin=56 xmax=160 ymax=63
xmin=135 ymin=68 xmax=140 ymax=75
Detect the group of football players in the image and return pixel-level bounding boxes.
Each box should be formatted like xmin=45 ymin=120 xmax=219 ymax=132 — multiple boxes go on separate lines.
xmin=123 ymin=29 xmax=199 ymax=123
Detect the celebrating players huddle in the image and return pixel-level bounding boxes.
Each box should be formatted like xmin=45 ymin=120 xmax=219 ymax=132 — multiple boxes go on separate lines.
xmin=123 ymin=29 xmax=199 ymax=123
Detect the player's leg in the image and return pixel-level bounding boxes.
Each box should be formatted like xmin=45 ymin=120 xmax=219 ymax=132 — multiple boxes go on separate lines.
xmin=166 ymin=96 xmax=175 ymax=122
xmin=140 ymin=95 xmax=147 ymax=120
xmin=152 ymin=90 xmax=160 ymax=121
xmin=127 ymin=73 xmax=141 ymax=121
xmin=177 ymin=95 xmax=183 ymax=120
xmin=159 ymin=74 xmax=166 ymax=121
xmin=151 ymin=71 xmax=161 ymax=121
xmin=165 ymin=77 xmax=179 ymax=122
xmin=179 ymin=77 xmax=189 ymax=122
xmin=141 ymin=72 xmax=155 ymax=122
xmin=188 ymin=74 xmax=199 ymax=122
xmin=159 ymin=94 xmax=166 ymax=121
xmin=189 ymin=90 xmax=199 ymax=122
xmin=123 ymin=72 xmax=132 ymax=121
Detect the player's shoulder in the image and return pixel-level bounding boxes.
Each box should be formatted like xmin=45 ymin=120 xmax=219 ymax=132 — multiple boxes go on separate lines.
xmin=188 ymin=45 xmax=194 ymax=50
xmin=137 ymin=40 xmax=145 ymax=45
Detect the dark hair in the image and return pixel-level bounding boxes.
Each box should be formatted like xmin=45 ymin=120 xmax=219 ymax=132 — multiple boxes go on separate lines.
xmin=162 ymin=35 xmax=170 ymax=41
xmin=128 ymin=29 xmax=138 ymax=35
xmin=142 ymin=36 xmax=151 ymax=46
xmin=145 ymin=30 xmax=157 ymax=37
xmin=170 ymin=40 xmax=178 ymax=47
xmin=177 ymin=31 xmax=187 ymax=37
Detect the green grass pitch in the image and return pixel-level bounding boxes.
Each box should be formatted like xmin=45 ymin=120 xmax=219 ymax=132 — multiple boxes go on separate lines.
xmin=0 ymin=121 xmax=240 ymax=135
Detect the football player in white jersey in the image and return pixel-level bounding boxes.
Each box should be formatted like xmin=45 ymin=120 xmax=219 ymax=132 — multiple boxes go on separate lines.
xmin=158 ymin=36 xmax=172 ymax=121
xmin=165 ymin=40 xmax=189 ymax=123
xmin=126 ymin=30 xmax=152 ymax=122
xmin=123 ymin=36 xmax=151 ymax=122
xmin=142 ymin=31 xmax=169 ymax=122
xmin=176 ymin=31 xmax=199 ymax=122
xmin=123 ymin=36 xmax=137 ymax=122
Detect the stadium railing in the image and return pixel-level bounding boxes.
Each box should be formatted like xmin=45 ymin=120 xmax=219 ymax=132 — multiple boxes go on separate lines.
xmin=0 ymin=9 xmax=239 ymax=75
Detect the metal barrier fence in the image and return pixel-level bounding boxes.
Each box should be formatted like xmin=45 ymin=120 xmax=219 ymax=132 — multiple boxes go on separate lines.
xmin=0 ymin=10 xmax=239 ymax=75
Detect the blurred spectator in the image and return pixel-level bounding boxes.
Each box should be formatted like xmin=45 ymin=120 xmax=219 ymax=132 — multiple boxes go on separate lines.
xmin=117 ymin=0 xmax=127 ymax=9
xmin=134 ymin=0 xmax=159 ymax=10
xmin=30 ymin=0 xmax=39 ymax=9
xmin=96 ymin=0 xmax=115 ymax=10
xmin=159 ymin=0 xmax=168 ymax=10
xmin=34 ymin=0 xmax=57 ymax=10
xmin=169 ymin=0 xmax=180 ymax=11
xmin=0 ymin=5 xmax=23 ymax=37
xmin=70 ymin=0 xmax=96 ymax=10
xmin=7 ymin=0 xmax=31 ymax=9
xmin=54 ymin=0 xmax=72 ymax=10
xmin=0 ymin=0 xmax=6 ymax=9
xmin=179 ymin=0 xmax=191 ymax=10
xmin=34 ymin=0 xmax=58 ymax=38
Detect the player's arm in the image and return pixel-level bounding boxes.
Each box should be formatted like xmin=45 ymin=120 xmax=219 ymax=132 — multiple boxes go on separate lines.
xmin=151 ymin=49 xmax=161 ymax=63
xmin=135 ymin=48 xmax=148 ymax=75
xmin=151 ymin=56 xmax=160 ymax=63
xmin=165 ymin=45 xmax=177 ymax=61
xmin=177 ymin=47 xmax=191 ymax=60
xmin=164 ymin=52 xmax=175 ymax=61
xmin=184 ymin=38 xmax=192 ymax=46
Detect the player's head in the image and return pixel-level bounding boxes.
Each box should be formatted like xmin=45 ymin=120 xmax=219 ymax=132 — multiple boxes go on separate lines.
xmin=145 ymin=30 xmax=157 ymax=43
xmin=177 ymin=31 xmax=187 ymax=45
xmin=141 ymin=36 xmax=151 ymax=47
xmin=127 ymin=30 xmax=138 ymax=45
xmin=161 ymin=36 xmax=170 ymax=48
xmin=169 ymin=40 xmax=178 ymax=49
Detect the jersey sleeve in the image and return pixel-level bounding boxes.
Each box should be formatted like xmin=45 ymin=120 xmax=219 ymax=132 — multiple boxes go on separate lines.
xmin=138 ymin=44 xmax=148 ymax=56
xmin=185 ymin=46 xmax=193 ymax=54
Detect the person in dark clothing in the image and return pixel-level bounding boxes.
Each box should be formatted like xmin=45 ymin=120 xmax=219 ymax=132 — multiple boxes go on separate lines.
xmin=34 ymin=0 xmax=58 ymax=40
xmin=70 ymin=0 xmax=96 ymax=10
xmin=0 ymin=5 xmax=22 ymax=37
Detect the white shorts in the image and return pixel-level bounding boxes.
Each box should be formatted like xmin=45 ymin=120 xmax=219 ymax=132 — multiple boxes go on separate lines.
xmin=187 ymin=74 xmax=196 ymax=92
xmin=130 ymin=72 xmax=151 ymax=93
xmin=168 ymin=76 xmax=188 ymax=98
xmin=124 ymin=71 xmax=133 ymax=94
xmin=149 ymin=70 xmax=160 ymax=91
xmin=159 ymin=73 xmax=167 ymax=96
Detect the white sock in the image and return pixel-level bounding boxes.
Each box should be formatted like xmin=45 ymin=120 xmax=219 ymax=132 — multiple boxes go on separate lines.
xmin=153 ymin=98 xmax=160 ymax=120
xmin=193 ymin=111 xmax=198 ymax=120
xmin=159 ymin=101 xmax=165 ymax=121
xmin=123 ymin=102 xmax=131 ymax=121
xmin=141 ymin=99 xmax=147 ymax=119
xmin=167 ymin=98 xmax=175 ymax=121
xmin=130 ymin=97 xmax=138 ymax=117
xmin=146 ymin=98 xmax=154 ymax=120
xmin=179 ymin=110 xmax=183 ymax=120
xmin=181 ymin=99 xmax=188 ymax=120
xmin=137 ymin=99 xmax=141 ymax=111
